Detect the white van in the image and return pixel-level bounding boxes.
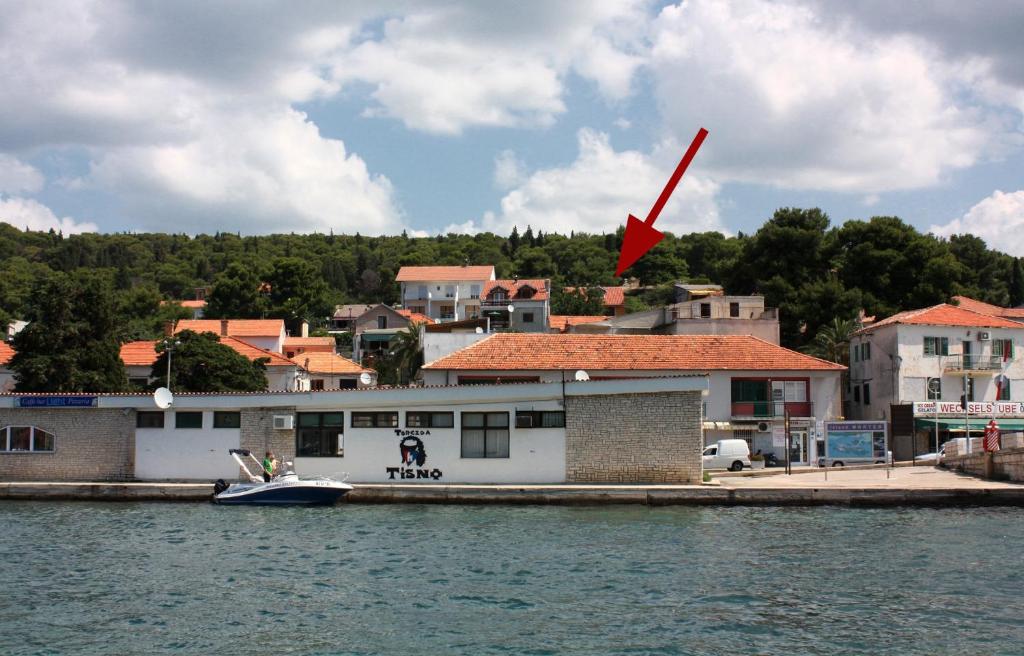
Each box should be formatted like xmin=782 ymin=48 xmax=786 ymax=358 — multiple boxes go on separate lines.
xmin=702 ymin=439 xmax=751 ymax=471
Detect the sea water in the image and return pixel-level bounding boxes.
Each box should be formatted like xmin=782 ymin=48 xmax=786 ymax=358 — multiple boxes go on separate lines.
xmin=1 ymin=502 xmax=1022 ymax=655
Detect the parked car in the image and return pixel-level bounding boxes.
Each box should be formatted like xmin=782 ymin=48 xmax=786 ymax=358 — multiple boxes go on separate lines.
xmin=915 ymin=445 xmax=947 ymax=463
xmin=702 ymin=439 xmax=751 ymax=472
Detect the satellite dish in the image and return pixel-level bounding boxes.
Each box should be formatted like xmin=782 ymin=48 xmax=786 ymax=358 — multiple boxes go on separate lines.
xmin=359 ymin=372 xmax=372 ymax=386
xmin=506 ymin=304 xmax=515 ymax=313
xmin=475 ymin=326 xmax=484 ymax=334
xmin=153 ymin=387 xmax=174 ymax=409
xmin=575 ymin=370 xmax=590 ymax=382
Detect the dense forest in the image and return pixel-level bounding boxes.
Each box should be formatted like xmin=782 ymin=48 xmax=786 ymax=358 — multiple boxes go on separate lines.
xmin=2 ymin=207 xmax=1022 ymax=350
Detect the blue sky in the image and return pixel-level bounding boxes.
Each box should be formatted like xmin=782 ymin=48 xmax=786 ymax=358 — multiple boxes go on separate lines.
xmin=1 ymin=1 xmax=1023 ymax=252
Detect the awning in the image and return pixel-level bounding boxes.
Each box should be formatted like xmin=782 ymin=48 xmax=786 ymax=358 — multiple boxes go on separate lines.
xmin=915 ymin=418 xmax=1024 ymax=431
xmin=361 ymin=333 xmax=394 ymax=342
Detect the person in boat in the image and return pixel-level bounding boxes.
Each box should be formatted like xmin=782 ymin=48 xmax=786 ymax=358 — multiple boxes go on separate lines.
xmin=262 ymin=451 xmax=278 ymax=482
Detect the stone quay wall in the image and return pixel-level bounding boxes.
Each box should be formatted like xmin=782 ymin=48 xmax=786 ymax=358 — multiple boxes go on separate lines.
xmin=565 ymin=390 xmax=702 ymax=484
xmin=0 ymin=408 xmax=134 ymax=481
xmin=944 ymin=447 xmax=1024 ymax=482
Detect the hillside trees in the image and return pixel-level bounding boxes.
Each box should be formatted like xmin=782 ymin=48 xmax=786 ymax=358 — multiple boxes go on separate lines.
xmin=151 ymin=330 xmax=267 ymax=392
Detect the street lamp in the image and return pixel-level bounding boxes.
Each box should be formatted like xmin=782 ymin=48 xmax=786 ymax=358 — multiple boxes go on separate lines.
xmin=162 ymin=338 xmax=181 ymax=392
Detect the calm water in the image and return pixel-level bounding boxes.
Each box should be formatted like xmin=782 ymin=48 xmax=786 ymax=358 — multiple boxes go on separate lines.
xmin=2 ymin=503 xmax=1023 ymax=655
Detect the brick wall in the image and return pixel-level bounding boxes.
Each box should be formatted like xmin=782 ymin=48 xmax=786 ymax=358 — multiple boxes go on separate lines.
xmin=0 ymin=408 xmax=134 ymax=481
xmin=944 ymin=447 xmax=1024 ymax=482
xmin=238 ymin=407 xmax=296 ymax=477
xmin=565 ymin=390 xmax=702 ymax=484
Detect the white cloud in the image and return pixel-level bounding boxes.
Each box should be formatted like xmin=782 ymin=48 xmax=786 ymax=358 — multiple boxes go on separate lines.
xmin=931 ymin=190 xmax=1024 ymax=256
xmin=0 ymin=156 xmax=44 ymax=194
xmin=450 ymin=128 xmax=722 ymax=236
xmin=493 ymin=150 xmax=527 ymax=190
xmin=648 ymin=0 xmax=1009 ymax=193
xmin=0 ymin=196 xmax=96 ymax=234
xmin=614 ymin=118 xmax=632 ymax=130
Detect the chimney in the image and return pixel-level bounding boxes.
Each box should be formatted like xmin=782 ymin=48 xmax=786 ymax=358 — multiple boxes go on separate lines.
xmin=163 ymin=321 xmax=174 ymax=338
xmin=220 ymin=319 xmax=229 ymax=336
xmin=301 ymin=320 xmax=309 ymax=338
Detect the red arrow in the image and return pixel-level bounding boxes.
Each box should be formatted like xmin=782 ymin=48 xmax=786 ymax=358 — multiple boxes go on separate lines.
xmin=615 ymin=127 xmax=709 ymax=276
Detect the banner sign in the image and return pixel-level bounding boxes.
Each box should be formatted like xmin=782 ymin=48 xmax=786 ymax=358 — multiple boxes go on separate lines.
xmin=17 ymin=396 xmax=98 ymax=408
xmin=913 ymin=401 xmax=1024 ymax=417
xmin=824 ymin=421 xmax=887 ymax=460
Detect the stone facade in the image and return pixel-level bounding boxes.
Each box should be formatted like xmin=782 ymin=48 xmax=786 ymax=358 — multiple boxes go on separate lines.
xmin=238 ymin=407 xmax=296 ymax=477
xmin=0 ymin=408 xmax=134 ymax=481
xmin=565 ymin=390 xmax=702 ymax=483
xmin=944 ymin=447 xmax=1024 ymax=482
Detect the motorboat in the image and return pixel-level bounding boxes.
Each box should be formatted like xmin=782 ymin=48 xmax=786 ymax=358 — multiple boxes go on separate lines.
xmin=212 ymin=449 xmax=353 ymax=505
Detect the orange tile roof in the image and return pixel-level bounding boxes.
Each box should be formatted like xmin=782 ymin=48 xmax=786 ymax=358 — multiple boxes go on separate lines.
xmin=0 ymin=342 xmax=15 ymax=366
xmin=854 ymin=303 xmax=1024 ymax=335
xmin=395 ymin=265 xmax=495 ymax=282
xmin=174 ymin=319 xmax=284 ymax=337
xmin=289 ymin=351 xmax=372 ymax=375
xmin=396 ymin=309 xmax=436 ymax=324
xmin=119 ymin=340 xmax=159 ymax=366
xmin=219 ymin=337 xmax=296 ymax=367
xmin=564 ymin=285 xmax=625 ymax=307
xmin=952 ymin=295 xmax=1024 ymax=319
xmin=483 ymin=279 xmax=549 ymax=301
xmin=283 ymin=337 xmax=336 ymax=348
xmin=548 ymin=315 xmax=609 ymax=332
xmin=423 ymin=333 xmax=845 ymax=371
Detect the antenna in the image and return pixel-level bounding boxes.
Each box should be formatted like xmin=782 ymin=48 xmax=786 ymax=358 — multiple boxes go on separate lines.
xmin=153 ymin=387 xmax=174 ymax=409
xmin=574 ymin=370 xmax=590 ymax=382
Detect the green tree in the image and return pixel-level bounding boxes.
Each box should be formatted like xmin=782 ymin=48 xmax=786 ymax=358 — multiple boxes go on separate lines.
xmin=551 ymin=286 xmax=606 ymax=315
xmin=10 ymin=272 xmax=129 ymax=392
xmin=801 ymin=316 xmax=857 ymax=366
xmin=206 ymin=262 xmax=267 ymax=318
xmin=267 ymin=257 xmax=333 ymax=325
xmin=152 ymin=330 xmax=267 ymax=392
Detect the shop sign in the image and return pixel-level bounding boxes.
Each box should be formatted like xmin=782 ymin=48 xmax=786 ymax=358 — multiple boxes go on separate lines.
xmin=385 ymin=430 xmax=443 ymax=481
xmin=18 ymin=396 xmax=97 ymax=408
xmin=913 ymin=401 xmax=1024 ymax=417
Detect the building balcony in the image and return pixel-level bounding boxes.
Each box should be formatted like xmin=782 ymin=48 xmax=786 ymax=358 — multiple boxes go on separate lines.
xmin=942 ymin=355 xmax=1005 ymax=374
xmin=731 ymin=401 xmax=813 ymax=418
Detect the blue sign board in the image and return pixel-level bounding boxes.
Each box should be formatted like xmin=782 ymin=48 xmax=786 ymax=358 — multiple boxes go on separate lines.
xmin=17 ymin=396 xmax=98 ymax=408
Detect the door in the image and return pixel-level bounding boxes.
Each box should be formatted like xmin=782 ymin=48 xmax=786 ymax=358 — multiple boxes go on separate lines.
xmin=963 ymin=341 xmax=972 ymax=370
xmin=789 ymin=429 xmax=808 ymax=465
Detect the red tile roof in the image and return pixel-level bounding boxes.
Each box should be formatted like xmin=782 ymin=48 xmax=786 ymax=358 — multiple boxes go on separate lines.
xmin=395 ymin=265 xmax=495 ymax=282
xmin=854 ymin=303 xmax=1024 ymax=335
xmin=0 ymin=342 xmax=15 ymax=366
xmin=219 ymin=337 xmax=296 ymax=367
xmin=548 ymin=315 xmax=609 ymax=332
xmin=564 ymin=285 xmax=625 ymax=307
xmin=174 ymin=319 xmax=284 ymax=337
xmin=483 ymin=279 xmax=549 ymax=301
xmin=396 ymin=309 xmax=435 ymax=324
xmin=423 ymin=333 xmax=845 ymax=371
xmin=952 ymin=295 xmax=1024 ymax=319
xmin=289 ymin=352 xmax=372 ymax=375
xmin=119 ymin=340 xmax=159 ymax=367
xmin=283 ymin=337 xmax=336 ymax=348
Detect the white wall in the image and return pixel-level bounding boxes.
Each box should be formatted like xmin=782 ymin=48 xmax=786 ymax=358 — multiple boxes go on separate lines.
xmin=296 ymin=401 xmax=566 ymax=483
xmin=136 ymin=411 xmax=240 ymax=480
xmin=243 ymin=335 xmax=282 ymax=354
xmin=422 ymin=332 xmax=490 ymax=365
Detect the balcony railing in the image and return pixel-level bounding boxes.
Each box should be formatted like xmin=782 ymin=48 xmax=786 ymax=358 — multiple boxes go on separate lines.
xmin=942 ymin=355 xmax=1006 ymax=373
xmin=731 ymin=401 xmax=814 ymax=418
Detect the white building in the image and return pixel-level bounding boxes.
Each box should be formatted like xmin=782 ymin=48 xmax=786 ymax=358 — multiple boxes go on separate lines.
xmin=848 ymin=303 xmax=1024 ymax=457
xmin=396 ymin=265 xmax=495 ymax=322
xmin=421 ymin=333 xmax=844 ymax=465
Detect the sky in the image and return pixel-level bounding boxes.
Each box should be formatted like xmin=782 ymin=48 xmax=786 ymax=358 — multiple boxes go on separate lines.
xmin=1 ymin=1 xmax=1023 ymax=253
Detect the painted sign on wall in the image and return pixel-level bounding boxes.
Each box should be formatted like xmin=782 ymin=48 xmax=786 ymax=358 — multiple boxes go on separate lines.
xmin=385 ymin=429 xmax=443 ymax=480
xmin=18 ymin=396 xmax=97 ymax=408
xmin=913 ymin=401 xmax=1024 ymax=417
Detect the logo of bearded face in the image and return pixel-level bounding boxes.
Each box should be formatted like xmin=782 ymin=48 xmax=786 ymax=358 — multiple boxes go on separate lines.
xmin=399 ymin=436 xmax=426 ymax=467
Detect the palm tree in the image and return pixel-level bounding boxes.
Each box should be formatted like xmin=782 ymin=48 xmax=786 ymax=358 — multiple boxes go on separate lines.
xmin=389 ymin=322 xmax=424 ymax=385
xmin=802 ymin=317 xmax=857 ymax=365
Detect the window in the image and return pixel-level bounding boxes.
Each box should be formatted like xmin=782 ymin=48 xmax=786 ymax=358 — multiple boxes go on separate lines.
xmin=296 ymin=412 xmax=344 ymax=457
xmin=515 ymin=411 xmax=565 ymax=428
xmin=461 ymin=412 xmax=510 ymax=458
xmin=338 ymin=379 xmax=357 ymax=389
xmin=927 ymin=378 xmax=942 ymax=400
xmin=470 ymin=284 xmax=480 ymax=299
xmin=729 ymin=302 xmax=739 ymax=318
xmin=1 ymin=426 xmax=55 ymax=452
xmin=993 ymin=339 xmax=1014 ymax=360
xmin=853 ymin=386 xmax=861 ymax=403
xmin=213 ymin=412 xmax=241 ymax=429
xmin=522 ymin=312 xmax=535 ymax=323
xmin=445 ymin=285 xmax=456 ymax=298
xmin=783 ymin=381 xmax=807 ymax=402
xmin=862 ymin=342 xmax=871 ymax=360
xmin=136 ymin=411 xmax=165 ymax=428
xmin=863 ymin=383 xmax=871 ymax=406
xmin=311 ymin=379 xmax=325 ymax=391
xmin=406 ymin=412 xmax=455 ymax=428
xmin=998 ymin=378 xmax=1011 ymax=401
xmin=377 ymin=315 xmax=388 ymax=329
xmin=852 ymin=344 xmax=859 ymax=362
xmin=351 ymin=412 xmax=398 ymax=428
xmin=924 ymin=336 xmax=949 ymax=356
xmin=416 ymin=285 xmax=428 ymax=299
xmin=700 ymin=302 xmax=711 ymax=318
xmin=175 ymin=412 xmax=203 ymax=429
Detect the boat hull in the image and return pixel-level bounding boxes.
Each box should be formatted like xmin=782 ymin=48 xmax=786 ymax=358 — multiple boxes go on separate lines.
xmin=214 ymin=480 xmax=352 ymax=506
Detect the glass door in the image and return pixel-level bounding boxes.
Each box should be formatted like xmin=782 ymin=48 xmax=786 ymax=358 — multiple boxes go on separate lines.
xmin=789 ymin=429 xmax=808 ymax=464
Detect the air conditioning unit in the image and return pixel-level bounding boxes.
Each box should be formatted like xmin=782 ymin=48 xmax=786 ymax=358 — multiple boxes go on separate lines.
xmin=272 ymin=415 xmax=295 ymax=430
xmin=516 ymin=414 xmax=534 ymax=428
xmin=977 ymin=331 xmax=991 ymax=341
xmin=757 ymin=421 xmax=771 ymax=433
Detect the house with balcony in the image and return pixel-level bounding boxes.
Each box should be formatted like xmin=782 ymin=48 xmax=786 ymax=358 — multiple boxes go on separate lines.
xmin=479 ymin=279 xmax=550 ymax=332
xmin=848 ymin=303 xmax=1024 ymax=459
xmin=395 ymin=265 xmax=496 ymax=323
xmin=421 ymin=333 xmax=844 ymax=464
